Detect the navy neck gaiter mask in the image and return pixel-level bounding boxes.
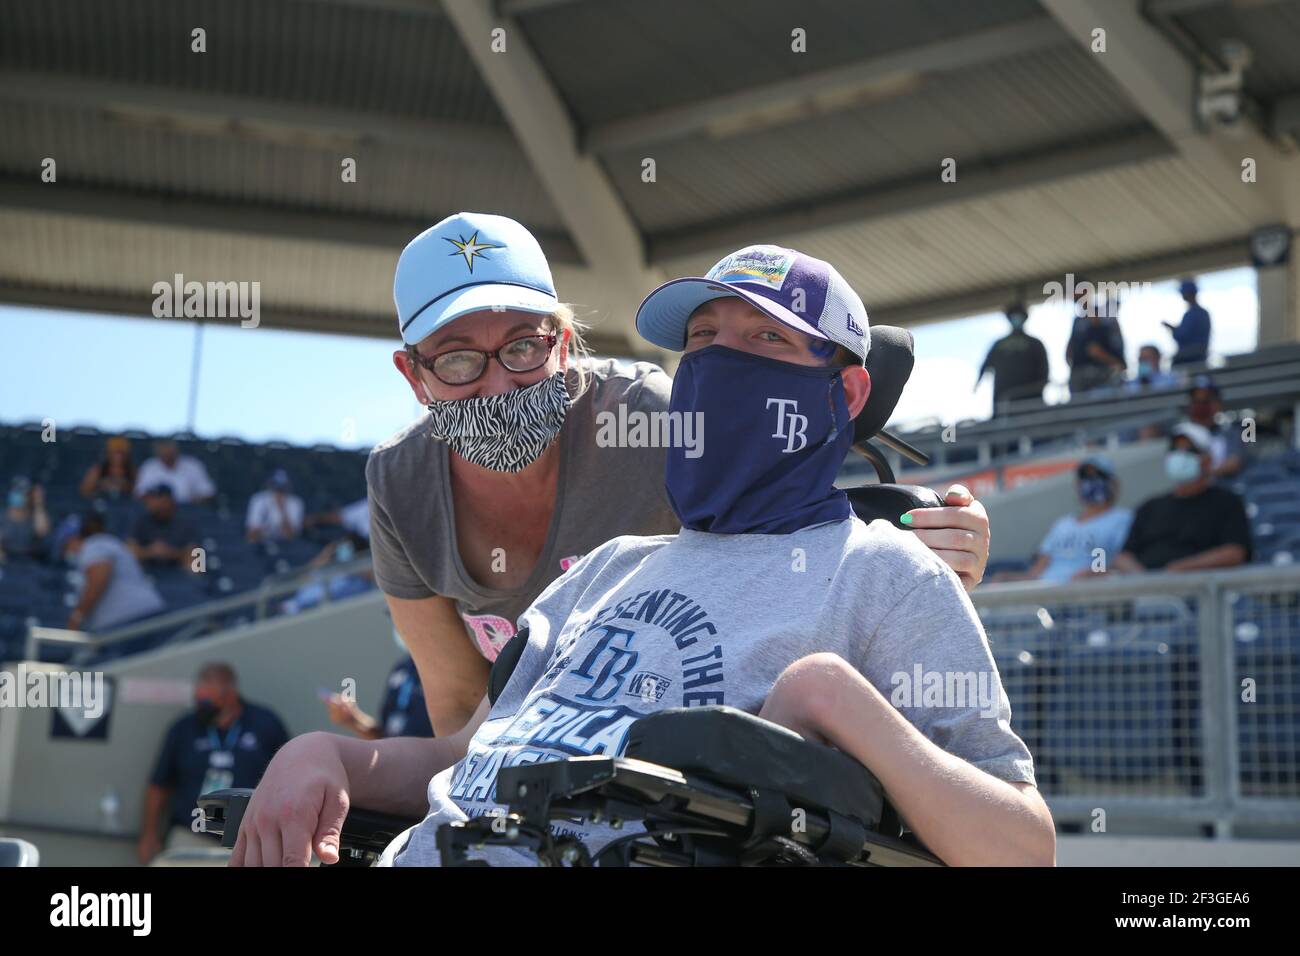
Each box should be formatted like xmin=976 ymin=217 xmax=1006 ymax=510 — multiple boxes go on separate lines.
xmin=665 ymin=344 xmax=855 ymax=535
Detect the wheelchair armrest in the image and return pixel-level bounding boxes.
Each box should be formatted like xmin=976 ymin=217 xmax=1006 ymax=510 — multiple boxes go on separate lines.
xmin=845 ymin=484 xmax=943 ymax=528
xmin=625 ymin=706 xmax=886 ymax=831
xmin=198 ymin=788 xmax=420 ymax=863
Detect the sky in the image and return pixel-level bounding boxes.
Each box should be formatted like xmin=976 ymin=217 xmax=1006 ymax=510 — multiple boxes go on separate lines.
xmin=0 ymin=267 xmax=1257 ymax=449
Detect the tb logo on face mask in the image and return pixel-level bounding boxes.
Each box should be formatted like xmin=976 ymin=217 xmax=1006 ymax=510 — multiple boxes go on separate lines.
xmin=767 ymin=398 xmax=809 ymax=452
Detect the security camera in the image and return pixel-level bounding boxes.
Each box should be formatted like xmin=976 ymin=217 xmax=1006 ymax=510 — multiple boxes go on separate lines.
xmin=1197 ymin=39 xmax=1252 ymax=134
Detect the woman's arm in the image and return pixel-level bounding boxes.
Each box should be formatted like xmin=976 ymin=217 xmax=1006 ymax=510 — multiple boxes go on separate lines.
xmin=760 ymin=653 xmax=1055 ymax=867
xmin=386 ymin=593 xmax=490 ymax=736
xmin=78 ymin=464 xmax=102 ymax=499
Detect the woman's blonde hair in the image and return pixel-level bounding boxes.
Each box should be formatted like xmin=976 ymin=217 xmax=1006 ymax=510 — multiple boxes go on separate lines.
xmin=551 ymin=303 xmax=595 ymax=402
xmin=403 ymin=303 xmax=596 ymax=401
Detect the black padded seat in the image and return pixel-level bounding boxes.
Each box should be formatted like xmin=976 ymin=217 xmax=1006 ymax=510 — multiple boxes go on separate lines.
xmin=625 ymin=705 xmax=884 ymax=828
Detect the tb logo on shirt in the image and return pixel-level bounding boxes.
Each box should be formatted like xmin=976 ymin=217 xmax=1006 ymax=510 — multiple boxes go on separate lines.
xmin=767 ymin=398 xmax=808 ymax=452
xmin=572 ymin=624 xmax=639 ymax=703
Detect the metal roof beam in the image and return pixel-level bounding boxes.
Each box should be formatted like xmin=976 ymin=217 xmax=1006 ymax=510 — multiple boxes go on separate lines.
xmin=871 ymin=236 xmax=1251 ymax=328
xmin=647 ymin=127 xmax=1174 ymax=263
xmin=0 ymin=70 xmax=513 ymax=157
xmin=0 ymin=285 xmax=636 ymax=355
xmin=0 ymin=178 xmax=581 ymax=262
xmin=1039 ymin=0 xmax=1297 ymax=227
xmin=440 ymin=0 xmax=666 ymax=355
xmin=583 ymin=17 xmax=1068 ymax=154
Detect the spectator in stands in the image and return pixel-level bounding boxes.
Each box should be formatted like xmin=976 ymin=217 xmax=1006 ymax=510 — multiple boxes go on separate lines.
xmin=976 ymin=303 xmax=1050 ymax=414
xmin=1186 ymin=376 xmax=1247 ymax=479
xmin=127 ymin=485 xmax=200 ymax=572
xmin=1125 ymin=344 xmax=1179 ymax=393
xmin=138 ymin=662 xmax=289 ymax=864
xmin=1164 ymin=279 xmax=1211 ymax=367
xmin=246 ymin=469 xmax=305 ymax=543
xmin=278 ymin=534 xmax=374 ymax=614
xmin=1109 ymin=423 xmax=1251 ymax=574
xmin=0 ymin=476 xmax=51 ymax=562
xmin=61 ymin=512 xmax=166 ymax=632
xmin=79 ymin=436 xmax=138 ymax=499
xmin=305 ymin=497 xmax=370 ymax=543
xmin=991 ymin=455 xmax=1133 ymax=584
xmin=135 ymin=439 xmax=216 ymax=504
xmin=324 ymin=631 xmax=434 ymax=740
xmin=1066 ymin=283 xmax=1126 ymax=396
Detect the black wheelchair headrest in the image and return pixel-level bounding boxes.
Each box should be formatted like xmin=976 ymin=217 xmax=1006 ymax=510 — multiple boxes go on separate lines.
xmin=845 ymin=484 xmax=943 ymax=528
xmin=854 ymin=325 xmax=915 ymax=445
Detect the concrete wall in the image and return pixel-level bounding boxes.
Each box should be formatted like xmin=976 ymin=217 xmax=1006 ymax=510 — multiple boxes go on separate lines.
xmin=0 ymin=591 xmax=397 ymax=855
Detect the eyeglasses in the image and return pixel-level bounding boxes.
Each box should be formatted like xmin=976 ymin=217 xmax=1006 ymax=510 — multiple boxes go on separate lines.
xmin=410 ymin=331 xmax=559 ymax=386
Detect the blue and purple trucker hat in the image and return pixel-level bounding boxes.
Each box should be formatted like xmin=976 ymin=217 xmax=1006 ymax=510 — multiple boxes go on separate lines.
xmin=634 ymin=244 xmax=870 ymax=362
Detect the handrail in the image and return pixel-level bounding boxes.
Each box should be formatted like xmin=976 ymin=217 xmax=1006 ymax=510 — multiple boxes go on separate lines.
xmin=971 ymin=562 xmax=1300 ymax=606
xmin=897 ymin=351 xmax=1300 ymax=448
xmin=24 ymin=555 xmax=377 ymax=660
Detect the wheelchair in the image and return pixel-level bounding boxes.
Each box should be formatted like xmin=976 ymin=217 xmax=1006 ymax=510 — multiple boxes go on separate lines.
xmin=201 ymin=706 xmax=941 ymax=866
xmin=198 ymin=326 xmax=946 ymax=867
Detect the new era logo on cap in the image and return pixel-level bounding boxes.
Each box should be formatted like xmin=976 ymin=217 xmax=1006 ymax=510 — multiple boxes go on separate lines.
xmin=636 ymin=243 xmax=870 ymax=362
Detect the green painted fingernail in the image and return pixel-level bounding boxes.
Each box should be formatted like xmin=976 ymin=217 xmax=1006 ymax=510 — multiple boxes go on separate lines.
xmin=899 ymin=513 xmax=913 ymax=525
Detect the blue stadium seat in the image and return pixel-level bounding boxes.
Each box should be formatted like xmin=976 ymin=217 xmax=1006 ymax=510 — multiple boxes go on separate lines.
xmin=1045 ymin=638 xmax=1189 ymax=792
xmin=1232 ymin=601 xmax=1300 ymax=798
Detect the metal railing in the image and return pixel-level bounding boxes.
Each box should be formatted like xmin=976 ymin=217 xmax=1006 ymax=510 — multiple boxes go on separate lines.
xmin=24 ymin=555 xmax=377 ymax=662
xmin=972 ymin=564 xmax=1300 ymax=835
xmin=891 ymin=346 xmax=1300 ymax=475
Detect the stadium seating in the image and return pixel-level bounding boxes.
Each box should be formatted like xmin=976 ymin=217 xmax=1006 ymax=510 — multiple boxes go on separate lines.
xmin=0 ymin=422 xmax=370 ymax=662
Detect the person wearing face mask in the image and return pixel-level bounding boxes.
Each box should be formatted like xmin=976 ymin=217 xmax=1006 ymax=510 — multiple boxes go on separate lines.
xmin=0 ymin=476 xmax=51 ymax=562
xmin=343 ymin=245 xmax=1045 ymax=867
xmin=1065 ymin=281 xmax=1127 ymax=396
xmin=363 ymin=214 xmax=992 ymax=738
xmin=975 ymin=303 xmax=1050 ymax=415
xmin=139 ymin=663 xmax=288 ymax=864
xmin=991 ymin=455 xmax=1132 ymax=584
xmin=1125 ymin=344 xmax=1179 ymax=393
xmin=1108 ymin=422 xmax=1252 ymax=575
xmin=228 ymin=223 xmax=1003 ymax=867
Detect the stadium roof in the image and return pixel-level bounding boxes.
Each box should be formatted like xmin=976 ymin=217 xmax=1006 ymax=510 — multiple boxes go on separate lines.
xmin=2 ymin=0 xmax=1298 ymax=357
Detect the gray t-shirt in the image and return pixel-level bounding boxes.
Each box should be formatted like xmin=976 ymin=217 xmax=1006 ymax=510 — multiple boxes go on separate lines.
xmin=381 ymin=515 xmax=1035 ymax=867
xmin=366 ymin=357 xmax=681 ymax=661
xmin=76 ymin=534 xmax=166 ymax=631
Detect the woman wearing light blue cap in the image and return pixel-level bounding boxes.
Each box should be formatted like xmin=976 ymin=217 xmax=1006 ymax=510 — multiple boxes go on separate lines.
xmin=229 ymin=214 xmax=993 ymax=866
xmin=375 ymin=213 xmax=991 ymax=734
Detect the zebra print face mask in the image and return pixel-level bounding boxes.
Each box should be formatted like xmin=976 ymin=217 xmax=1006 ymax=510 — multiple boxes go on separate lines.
xmin=424 ymin=370 xmax=572 ymax=473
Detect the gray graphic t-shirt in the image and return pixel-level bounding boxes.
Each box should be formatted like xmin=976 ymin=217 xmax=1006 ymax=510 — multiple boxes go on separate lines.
xmin=382 ymin=515 xmax=1035 ymax=867
xmin=366 ymin=357 xmax=682 ymax=661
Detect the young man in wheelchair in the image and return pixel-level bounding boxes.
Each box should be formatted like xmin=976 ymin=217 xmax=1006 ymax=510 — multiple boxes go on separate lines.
xmin=230 ymin=246 xmax=1054 ymax=867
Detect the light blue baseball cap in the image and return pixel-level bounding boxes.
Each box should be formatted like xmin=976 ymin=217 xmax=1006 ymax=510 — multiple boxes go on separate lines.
xmin=393 ymin=212 xmax=560 ymax=346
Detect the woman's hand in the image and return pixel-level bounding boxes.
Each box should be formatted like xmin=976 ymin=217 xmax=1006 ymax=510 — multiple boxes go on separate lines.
xmin=903 ymin=484 xmax=990 ymax=592
xmin=229 ymin=732 xmax=351 ymax=867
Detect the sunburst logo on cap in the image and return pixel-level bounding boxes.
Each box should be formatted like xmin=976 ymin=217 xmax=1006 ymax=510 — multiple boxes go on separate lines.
xmin=444 ymin=231 xmax=502 ymax=273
